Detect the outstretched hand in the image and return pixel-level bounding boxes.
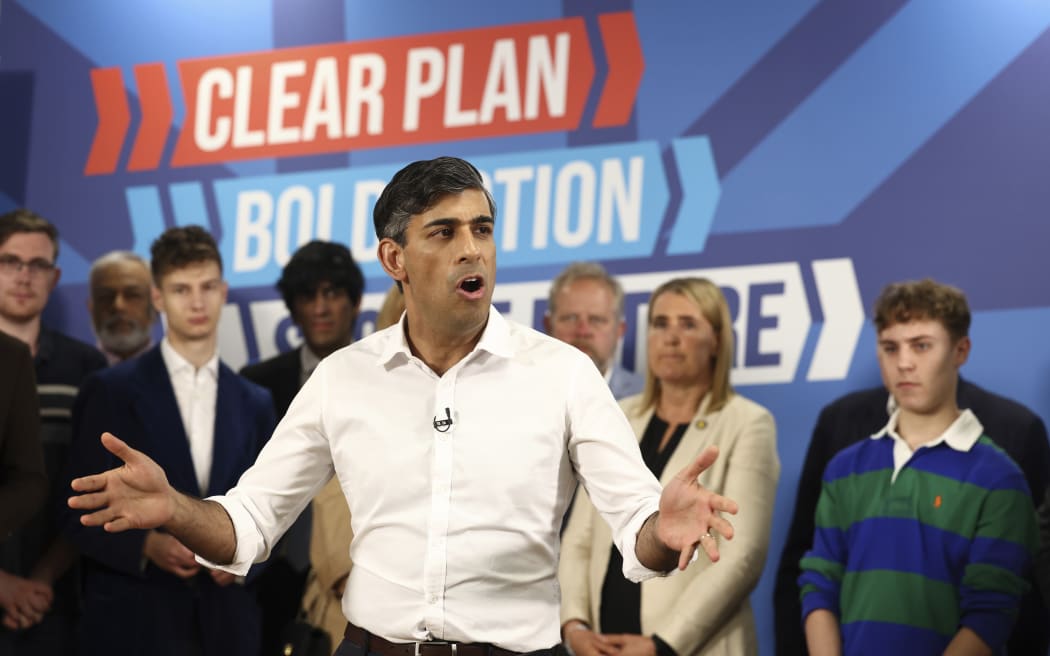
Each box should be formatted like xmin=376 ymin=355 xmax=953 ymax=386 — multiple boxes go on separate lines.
xmin=68 ymin=432 xmax=176 ymax=533
xmin=658 ymin=445 xmax=738 ymax=569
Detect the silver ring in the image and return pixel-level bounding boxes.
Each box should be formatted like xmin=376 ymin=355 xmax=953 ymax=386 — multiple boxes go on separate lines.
xmin=700 ymin=532 xmax=713 ymax=540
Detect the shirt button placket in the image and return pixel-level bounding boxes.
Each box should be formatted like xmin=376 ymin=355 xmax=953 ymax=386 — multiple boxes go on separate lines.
xmin=422 ymin=373 xmax=455 ymax=636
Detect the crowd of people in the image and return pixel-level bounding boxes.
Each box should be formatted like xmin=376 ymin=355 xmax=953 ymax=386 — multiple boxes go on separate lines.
xmin=1 ymin=156 xmax=1048 ymax=656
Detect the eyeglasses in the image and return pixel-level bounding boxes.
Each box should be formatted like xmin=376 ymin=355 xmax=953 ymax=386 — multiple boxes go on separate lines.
xmin=0 ymin=254 xmax=56 ymax=276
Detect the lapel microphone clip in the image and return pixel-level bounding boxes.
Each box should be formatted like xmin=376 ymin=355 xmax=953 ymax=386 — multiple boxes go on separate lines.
xmin=433 ymin=407 xmax=453 ymax=433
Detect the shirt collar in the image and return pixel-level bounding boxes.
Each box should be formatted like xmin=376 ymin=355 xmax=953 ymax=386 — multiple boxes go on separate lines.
xmin=873 ymin=408 xmax=983 ymax=482
xmin=872 ymin=407 xmax=984 ymax=452
xmin=160 ymin=337 xmax=219 ymax=379
xmin=300 ymin=343 xmax=322 ymax=378
xmin=377 ymin=305 xmax=514 ymax=367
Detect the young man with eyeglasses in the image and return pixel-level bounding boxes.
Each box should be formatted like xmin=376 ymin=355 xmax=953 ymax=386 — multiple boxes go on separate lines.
xmin=0 ymin=209 xmax=106 ymax=654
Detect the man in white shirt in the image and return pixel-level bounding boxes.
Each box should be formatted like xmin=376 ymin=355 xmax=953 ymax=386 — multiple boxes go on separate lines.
xmin=545 ymin=261 xmax=643 ymax=401
xmin=65 ymin=226 xmax=275 ymax=656
xmin=68 ymin=158 xmax=737 ymax=656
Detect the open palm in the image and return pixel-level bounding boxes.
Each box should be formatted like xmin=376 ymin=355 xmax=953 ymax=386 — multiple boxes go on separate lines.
xmin=657 ymin=445 xmax=739 ymax=569
xmin=68 ymin=432 xmax=176 ymax=533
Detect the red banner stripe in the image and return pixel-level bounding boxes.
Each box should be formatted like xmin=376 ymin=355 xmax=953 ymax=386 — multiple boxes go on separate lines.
xmin=592 ymin=12 xmax=644 ymax=129
xmin=128 ymin=63 xmax=174 ymax=172
xmin=170 ymin=18 xmax=594 ymax=167
xmin=84 ymin=68 xmax=131 ymax=176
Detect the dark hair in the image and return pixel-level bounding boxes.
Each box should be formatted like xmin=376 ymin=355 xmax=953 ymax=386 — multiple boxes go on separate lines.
xmin=149 ymin=226 xmax=222 ymax=284
xmin=0 ymin=208 xmax=60 ymax=259
xmin=873 ymin=278 xmax=970 ymax=341
xmin=372 ymin=156 xmax=496 ymax=245
xmin=277 ymin=240 xmax=365 ymax=314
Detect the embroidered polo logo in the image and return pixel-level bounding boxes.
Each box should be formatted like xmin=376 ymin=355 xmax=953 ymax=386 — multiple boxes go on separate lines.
xmin=933 ymin=495 xmax=942 ymax=508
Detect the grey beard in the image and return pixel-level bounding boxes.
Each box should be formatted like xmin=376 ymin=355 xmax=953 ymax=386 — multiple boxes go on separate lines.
xmin=98 ymin=323 xmax=151 ymax=356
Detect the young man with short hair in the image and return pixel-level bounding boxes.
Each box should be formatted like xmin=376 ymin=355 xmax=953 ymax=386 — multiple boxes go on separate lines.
xmin=242 ymin=240 xmax=364 ymax=417
xmin=800 ymin=279 xmax=1036 ymax=655
xmin=66 ymin=226 xmax=275 ymax=656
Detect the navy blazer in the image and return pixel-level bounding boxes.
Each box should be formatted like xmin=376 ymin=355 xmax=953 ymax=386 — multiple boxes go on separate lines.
xmin=240 ymin=347 xmax=301 ymax=420
xmin=65 ymin=346 xmax=275 ymax=656
xmin=773 ymin=380 xmax=1050 ymax=656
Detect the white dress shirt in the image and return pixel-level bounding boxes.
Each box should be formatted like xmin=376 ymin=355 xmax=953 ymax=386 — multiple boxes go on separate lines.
xmin=205 ymin=307 xmax=663 ymax=651
xmin=160 ymin=338 xmax=219 ymax=495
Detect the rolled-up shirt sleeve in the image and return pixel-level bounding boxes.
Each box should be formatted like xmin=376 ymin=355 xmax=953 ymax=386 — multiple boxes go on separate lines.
xmin=565 ymin=355 xmax=663 ymax=582
xmin=197 ymin=358 xmax=336 ymax=574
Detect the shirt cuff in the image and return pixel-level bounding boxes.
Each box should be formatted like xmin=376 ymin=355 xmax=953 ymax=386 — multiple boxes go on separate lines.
xmin=962 ymin=611 xmax=1016 ymax=652
xmin=192 ymin=494 xmax=262 ymax=576
xmin=618 ymin=498 xmax=666 ymax=583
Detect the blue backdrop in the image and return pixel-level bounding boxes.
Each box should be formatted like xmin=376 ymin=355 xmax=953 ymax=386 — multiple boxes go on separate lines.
xmin=3 ymin=2 xmax=1049 ymax=653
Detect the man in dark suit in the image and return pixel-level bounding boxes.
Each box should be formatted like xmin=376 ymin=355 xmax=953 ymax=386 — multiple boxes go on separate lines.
xmin=65 ymin=226 xmax=275 ymax=656
xmin=774 ymin=380 xmax=1050 ymax=656
xmin=240 ymin=240 xmax=363 ymax=655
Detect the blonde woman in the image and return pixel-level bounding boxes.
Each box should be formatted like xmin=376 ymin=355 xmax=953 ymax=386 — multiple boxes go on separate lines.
xmin=559 ymin=278 xmax=779 ymax=656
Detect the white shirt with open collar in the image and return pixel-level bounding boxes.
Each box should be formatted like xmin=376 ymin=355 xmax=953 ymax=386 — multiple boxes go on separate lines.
xmin=203 ymin=306 xmax=663 ymax=651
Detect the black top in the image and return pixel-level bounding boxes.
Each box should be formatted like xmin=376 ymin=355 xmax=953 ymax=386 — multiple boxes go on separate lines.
xmin=600 ymin=414 xmax=687 ymax=635
xmin=240 ymin=347 xmax=302 ymax=419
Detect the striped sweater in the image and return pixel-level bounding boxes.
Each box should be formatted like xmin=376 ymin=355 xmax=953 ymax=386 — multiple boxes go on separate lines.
xmin=799 ymin=410 xmax=1036 ymax=654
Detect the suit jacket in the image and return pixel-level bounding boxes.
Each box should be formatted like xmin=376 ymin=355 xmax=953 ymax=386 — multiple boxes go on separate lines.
xmin=301 ymin=477 xmax=354 ymax=648
xmin=608 ymin=364 xmax=644 ymax=401
xmin=240 ymin=348 xmax=314 ymax=571
xmin=65 ymin=346 xmax=275 ymax=656
xmin=773 ymin=380 xmax=1050 ymax=656
xmin=0 ymin=331 xmax=45 ymax=538
xmin=559 ymin=393 xmax=779 ymax=656
xmin=240 ymin=347 xmax=301 ymax=420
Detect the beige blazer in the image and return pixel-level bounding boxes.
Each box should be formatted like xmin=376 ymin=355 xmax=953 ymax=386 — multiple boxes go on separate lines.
xmin=301 ymin=477 xmax=354 ymax=648
xmin=559 ymin=393 xmax=779 ymax=656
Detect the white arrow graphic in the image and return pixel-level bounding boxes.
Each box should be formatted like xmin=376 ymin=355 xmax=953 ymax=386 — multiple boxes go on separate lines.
xmin=806 ymin=258 xmax=865 ymax=381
